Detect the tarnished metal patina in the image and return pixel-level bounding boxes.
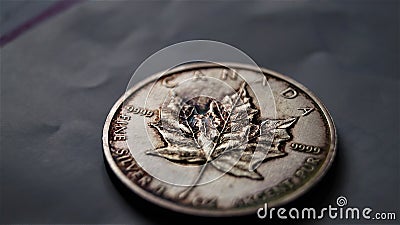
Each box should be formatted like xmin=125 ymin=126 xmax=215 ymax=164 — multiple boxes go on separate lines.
xmin=103 ymin=62 xmax=336 ymax=216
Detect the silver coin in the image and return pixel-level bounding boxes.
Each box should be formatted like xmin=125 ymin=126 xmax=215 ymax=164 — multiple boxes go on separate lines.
xmin=103 ymin=62 xmax=336 ymax=216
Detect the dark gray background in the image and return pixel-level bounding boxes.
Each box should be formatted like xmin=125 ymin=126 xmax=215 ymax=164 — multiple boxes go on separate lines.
xmin=1 ymin=1 xmax=399 ymax=224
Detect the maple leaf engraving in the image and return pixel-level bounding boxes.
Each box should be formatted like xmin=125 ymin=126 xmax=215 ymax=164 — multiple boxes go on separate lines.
xmin=146 ymin=82 xmax=297 ymax=181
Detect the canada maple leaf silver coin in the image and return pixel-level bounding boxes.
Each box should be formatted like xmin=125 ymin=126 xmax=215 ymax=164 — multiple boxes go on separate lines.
xmin=103 ymin=62 xmax=336 ymax=216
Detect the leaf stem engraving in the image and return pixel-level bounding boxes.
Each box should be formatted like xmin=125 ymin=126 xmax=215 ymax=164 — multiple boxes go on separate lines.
xmin=177 ymin=82 xmax=246 ymax=200
xmin=146 ymin=80 xmax=298 ymax=200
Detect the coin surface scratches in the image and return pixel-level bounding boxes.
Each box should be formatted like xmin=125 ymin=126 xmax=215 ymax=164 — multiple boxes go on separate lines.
xmin=103 ymin=63 xmax=336 ymax=216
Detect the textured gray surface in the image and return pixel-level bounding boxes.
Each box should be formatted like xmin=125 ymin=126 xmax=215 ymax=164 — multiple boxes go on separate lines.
xmin=0 ymin=1 xmax=399 ymax=224
xmin=0 ymin=0 xmax=55 ymax=35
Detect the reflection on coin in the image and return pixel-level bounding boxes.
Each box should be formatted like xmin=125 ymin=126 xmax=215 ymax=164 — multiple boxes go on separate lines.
xmin=103 ymin=62 xmax=336 ymax=216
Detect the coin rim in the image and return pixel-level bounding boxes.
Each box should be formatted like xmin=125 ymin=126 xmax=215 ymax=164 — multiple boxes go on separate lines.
xmin=102 ymin=62 xmax=337 ymax=216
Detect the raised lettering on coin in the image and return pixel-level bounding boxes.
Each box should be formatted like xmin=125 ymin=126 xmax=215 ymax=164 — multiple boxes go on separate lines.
xmin=103 ymin=63 xmax=336 ymax=216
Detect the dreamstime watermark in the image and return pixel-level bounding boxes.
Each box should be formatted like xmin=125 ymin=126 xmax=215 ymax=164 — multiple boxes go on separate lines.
xmin=257 ymin=196 xmax=397 ymax=221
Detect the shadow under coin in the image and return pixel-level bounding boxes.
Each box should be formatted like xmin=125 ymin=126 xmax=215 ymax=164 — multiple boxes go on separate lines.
xmin=103 ymin=134 xmax=343 ymax=225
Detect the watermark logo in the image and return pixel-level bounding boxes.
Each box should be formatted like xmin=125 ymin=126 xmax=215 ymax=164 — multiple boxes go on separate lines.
xmin=336 ymin=196 xmax=347 ymax=207
xmin=257 ymin=196 xmax=397 ymax=221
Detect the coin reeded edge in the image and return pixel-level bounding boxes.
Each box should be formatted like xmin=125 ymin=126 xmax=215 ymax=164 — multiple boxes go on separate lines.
xmin=102 ymin=62 xmax=337 ymax=217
